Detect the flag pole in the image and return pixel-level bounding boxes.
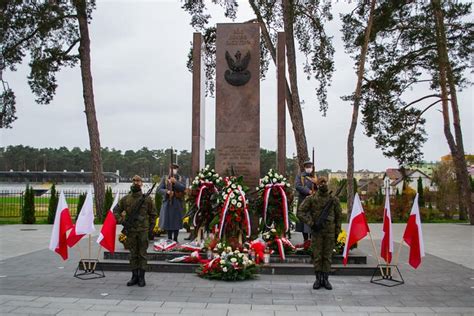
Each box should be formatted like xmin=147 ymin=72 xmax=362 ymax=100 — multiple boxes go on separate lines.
xmin=77 ymin=244 xmax=88 ymax=271
xmin=394 ymin=237 xmax=404 ymax=266
xmin=88 ymin=234 xmax=92 ymax=270
xmin=368 ymin=231 xmax=385 ymax=277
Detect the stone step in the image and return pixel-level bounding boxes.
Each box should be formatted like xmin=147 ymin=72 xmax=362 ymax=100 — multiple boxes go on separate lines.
xmin=104 ymin=248 xmax=367 ymax=265
xmin=92 ymin=259 xmax=377 ymax=276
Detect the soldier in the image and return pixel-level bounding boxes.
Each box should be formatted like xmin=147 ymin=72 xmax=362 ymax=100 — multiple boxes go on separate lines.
xmin=297 ymin=177 xmax=342 ymax=290
xmin=113 ymin=175 xmax=157 ymax=287
xmin=158 ymin=163 xmax=186 ymax=242
xmin=295 ymin=160 xmax=318 ymax=241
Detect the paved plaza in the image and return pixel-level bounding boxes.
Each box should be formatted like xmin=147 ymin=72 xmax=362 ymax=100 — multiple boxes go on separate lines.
xmin=0 ymin=223 xmax=473 ymax=315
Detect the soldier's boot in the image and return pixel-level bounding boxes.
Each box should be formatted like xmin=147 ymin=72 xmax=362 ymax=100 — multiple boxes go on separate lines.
xmin=312 ymin=272 xmax=322 ymax=290
xmin=126 ymin=269 xmax=139 ymax=286
xmin=137 ymin=269 xmax=146 ymax=287
xmin=322 ymin=272 xmax=333 ymax=290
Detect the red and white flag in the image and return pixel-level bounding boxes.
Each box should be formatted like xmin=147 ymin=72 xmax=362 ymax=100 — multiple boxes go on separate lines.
xmin=380 ymin=187 xmax=393 ymax=263
xmin=403 ymin=194 xmax=425 ymax=269
xmin=67 ymin=189 xmax=95 ymax=248
xmin=97 ymin=193 xmax=119 ymax=254
xmin=343 ymin=193 xmax=370 ymax=265
xmin=49 ymin=191 xmax=73 ymax=260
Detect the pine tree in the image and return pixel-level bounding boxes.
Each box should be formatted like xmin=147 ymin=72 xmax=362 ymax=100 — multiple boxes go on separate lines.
xmin=21 ymin=186 xmax=36 ymax=224
xmin=155 ymin=188 xmax=163 ymax=213
xmin=47 ymin=184 xmax=58 ymax=224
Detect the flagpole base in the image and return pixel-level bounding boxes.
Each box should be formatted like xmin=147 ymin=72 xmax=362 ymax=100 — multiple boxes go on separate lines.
xmin=74 ymin=259 xmax=105 ymax=280
xmin=370 ymin=264 xmax=404 ymax=287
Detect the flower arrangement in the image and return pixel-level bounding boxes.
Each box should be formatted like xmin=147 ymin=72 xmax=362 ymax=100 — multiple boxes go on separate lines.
xmin=334 ymin=229 xmax=357 ymax=254
xmin=256 ymin=169 xmax=295 ymax=234
xmin=197 ymin=246 xmax=258 ymax=281
xmin=187 ymin=165 xmax=222 ymax=235
xmin=212 ymin=176 xmax=251 ymax=245
xmin=262 ymin=228 xmax=295 ymax=260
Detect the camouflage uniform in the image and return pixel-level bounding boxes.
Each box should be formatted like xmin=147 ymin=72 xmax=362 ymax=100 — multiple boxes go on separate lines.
xmin=113 ymin=176 xmax=157 ymax=287
xmin=297 ymin=178 xmax=341 ymax=290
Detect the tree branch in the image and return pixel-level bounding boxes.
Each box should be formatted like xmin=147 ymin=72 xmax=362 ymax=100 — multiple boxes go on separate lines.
xmin=402 ymin=94 xmax=441 ymax=110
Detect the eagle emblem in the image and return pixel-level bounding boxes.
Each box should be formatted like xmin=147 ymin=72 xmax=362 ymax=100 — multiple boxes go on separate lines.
xmin=224 ymin=50 xmax=251 ymax=86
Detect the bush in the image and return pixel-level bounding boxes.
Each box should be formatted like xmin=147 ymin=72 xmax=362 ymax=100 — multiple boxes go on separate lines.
xmin=103 ymin=186 xmax=114 ymax=222
xmin=47 ymin=184 xmax=58 ymax=224
xmin=75 ymin=192 xmax=87 ymax=221
xmin=364 ymin=204 xmax=384 ymax=222
xmin=155 ymin=188 xmax=163 ymax=212
xmin=21 ymin=185 xmax=36 ymax=224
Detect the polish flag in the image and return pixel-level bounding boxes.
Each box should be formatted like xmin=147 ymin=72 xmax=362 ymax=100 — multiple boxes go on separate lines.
xmin=343 ymin=193 xmax=370 ymax=265
xmin=67 ymin=189 xmax=95 ymax=248
xmin=97 ymin=193 xmax=119 ymax=254
xmin=403 ymin=194 xmax=425 ymax=269
xmin=380 ymin=188 xmax=393 ymax=263
xmin=49 ymin=191 xmax=73 ymax=260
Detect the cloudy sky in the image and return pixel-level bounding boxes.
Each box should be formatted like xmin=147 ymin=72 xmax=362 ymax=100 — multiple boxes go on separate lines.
xmin=1 ymin=1 xmax=472 ymax=172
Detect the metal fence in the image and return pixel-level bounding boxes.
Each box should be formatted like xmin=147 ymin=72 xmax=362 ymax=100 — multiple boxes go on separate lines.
xmin=0 ymin=189 xmax=130 ymax=218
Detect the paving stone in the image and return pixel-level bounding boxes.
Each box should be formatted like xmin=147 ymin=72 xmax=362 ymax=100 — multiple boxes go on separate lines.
xmin=56 ymin=310 xmax=107 ymax=316
xmin=105 ymin=313 xmax=154 ymax=316
xmin=207 ymin=303 xmax=251 ymax=310
xmin=341 ymin=306 xmax=388 ymax=312
xmin=431 ymin=307 xmax=474 ymax=313
xmin=251 ymin=304 xmax=296 ymax=311
xmin=6 ymin=306 xmax=62 ymax=315
xmin=135 ymin=306 xmax=181 ymax=313
xmin=385 ymin=307 xmax=433 ymax=313
xmin=3 ymin=300 xmax=50 ymax=308
xmin=181 ymin=308 xmax=229 ymax=315
xmin=297 ymin=305 xmax=343 ymax=312
xmin=162 ymin=301 xmax=206 ymax=308
xmin=89 ymin=304 xmax=137 ymax=312
xmin=275 ymin=312 xmax=321 ymax=316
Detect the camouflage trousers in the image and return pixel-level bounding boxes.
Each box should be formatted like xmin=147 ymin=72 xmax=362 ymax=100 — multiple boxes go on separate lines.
xmin=127 ymin=231 xmax=149 ymax=270
xmin=311 ymin=223 xmax=335 ymax=273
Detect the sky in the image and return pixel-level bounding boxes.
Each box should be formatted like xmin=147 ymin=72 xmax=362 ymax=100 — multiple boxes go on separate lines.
xmin=1 ymin=0 xmax=472 ymax=172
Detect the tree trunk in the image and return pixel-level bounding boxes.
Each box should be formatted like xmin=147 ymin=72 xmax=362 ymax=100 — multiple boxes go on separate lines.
xmin=282 ymin=0 xmax=309 ymax=171
xmin=346 ymin=0 xmax=376 ymax=217
xmin=432 ymin=0 xmax=472 ymax=224
xmin=74 ymin=0 xmax=105 ymax=221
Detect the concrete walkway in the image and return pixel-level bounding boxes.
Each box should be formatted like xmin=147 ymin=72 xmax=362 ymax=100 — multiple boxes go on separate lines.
xmin=0 ymin=224 xmax=473 ymax=315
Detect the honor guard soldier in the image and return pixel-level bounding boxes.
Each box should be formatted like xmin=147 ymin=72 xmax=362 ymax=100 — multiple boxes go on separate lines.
xmin=295 ymin=160 xmax=318 ymax=241
xmin=158 ymin=163 xmax=186 ymax=242
xmin=113 ymin=175 xmax=157 ymax=287
xmin=297 ymin=177 xmax=342 ymax=290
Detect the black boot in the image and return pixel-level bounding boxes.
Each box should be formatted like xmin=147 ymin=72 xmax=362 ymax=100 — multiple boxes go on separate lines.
xmin=137 ymin=269 xmax=146 ymax=287
xmin=322 ymin=272 xmax=332 ymax=290
xmin=312 ymin=272 xmax=322 ymax=290
xmin=126 ymin=269 xmax=139 ymax=286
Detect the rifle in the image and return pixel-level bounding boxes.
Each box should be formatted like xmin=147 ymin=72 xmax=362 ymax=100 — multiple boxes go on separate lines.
xmin=311 ymin=147 xmax=315 ymax=177
xmin=168 ymin=147 xmax=174 ymax=205
xmin=122 ymin=182 xmax=157 ymax=236
xmin=312 ymin=181 xmax=346 ymax=232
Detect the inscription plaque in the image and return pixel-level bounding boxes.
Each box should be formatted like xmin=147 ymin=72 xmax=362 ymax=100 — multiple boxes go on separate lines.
xmin=216 ymin=23 xmax=260 ymax=189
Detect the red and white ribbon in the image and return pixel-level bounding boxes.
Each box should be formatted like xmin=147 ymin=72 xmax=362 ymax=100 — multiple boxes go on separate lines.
xmin=262 ymin=183 xmax=289 ymax=232
xmin=275 ymin=238 xmax=286 ymax=260
xmin=281 ymin=237 xmax=296 ymax=250
xmin=238 ymin=188 xmax=251 ymax=238
xmin=218 ymin=194 xmax=232 ymax=239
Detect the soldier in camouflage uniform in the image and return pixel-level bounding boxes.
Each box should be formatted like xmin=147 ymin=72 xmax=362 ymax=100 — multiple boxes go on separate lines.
xmin=297 ymin=177 xmax=342 ymax=290
xmin=113 ymin=175 xmax=157 ymax=287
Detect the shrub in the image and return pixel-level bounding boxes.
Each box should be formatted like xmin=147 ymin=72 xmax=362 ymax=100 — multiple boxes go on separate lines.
xmin=21 ymin=185 xmax=36 ymax=224
xmin=47 ymin=184 xmax=58 ymax=224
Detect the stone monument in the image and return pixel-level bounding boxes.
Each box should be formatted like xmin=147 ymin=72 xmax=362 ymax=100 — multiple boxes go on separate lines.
xmin=215 ymin=23 xmax=260 ymax=189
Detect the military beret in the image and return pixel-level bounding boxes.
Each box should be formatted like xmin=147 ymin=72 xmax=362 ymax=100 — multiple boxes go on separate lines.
xmin=303 ymin=160 xmax=313 ymax=166
xmin=132 ymin=175 xmax=143 ymax=181
xmin=317 ymin=177 xmax=328 ymax=185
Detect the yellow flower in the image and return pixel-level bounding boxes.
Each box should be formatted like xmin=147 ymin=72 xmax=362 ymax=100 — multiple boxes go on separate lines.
xmin=118 ymin=233 xmax=127 ymax=243
xmin=337 ymin=230 xmax=347 ymax=244
xmin=183 ymin=216 xmax=190 ymax=225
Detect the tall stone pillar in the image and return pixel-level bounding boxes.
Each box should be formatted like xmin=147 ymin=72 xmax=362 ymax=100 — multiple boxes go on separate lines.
xmin=215 ymin=23 xmax=260 ymax=189
xmin=276 ymin=32 xmax=286 ymax=175
xmin=191 ymin=32 xmax=205 ymax=177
